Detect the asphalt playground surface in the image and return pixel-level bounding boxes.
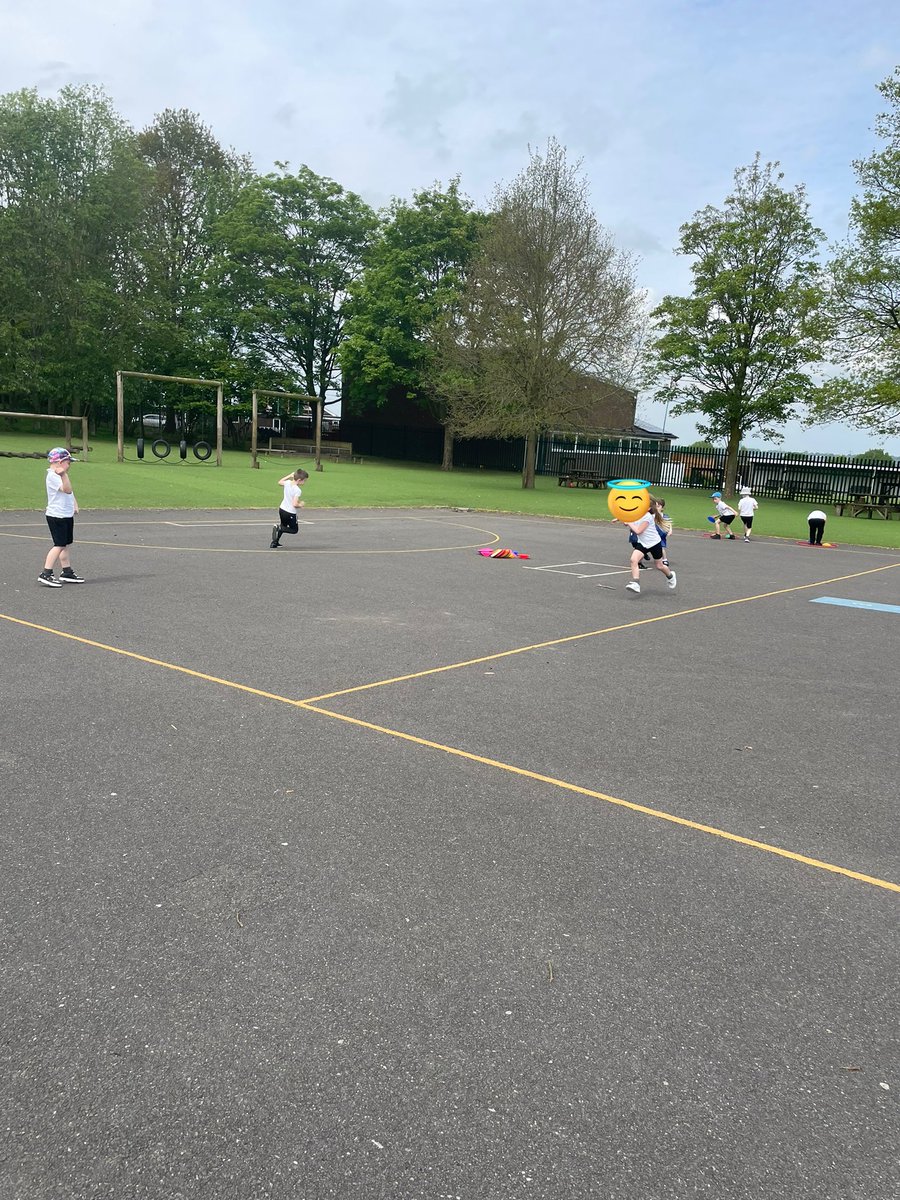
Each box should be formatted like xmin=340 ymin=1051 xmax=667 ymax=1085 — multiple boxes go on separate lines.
xmin=1 ymin=505 xmax=898 ymax=1200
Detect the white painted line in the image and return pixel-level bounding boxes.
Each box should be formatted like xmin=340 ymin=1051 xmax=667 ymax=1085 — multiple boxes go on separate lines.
xmin=524 ymin=560 xmax=626 ymax=579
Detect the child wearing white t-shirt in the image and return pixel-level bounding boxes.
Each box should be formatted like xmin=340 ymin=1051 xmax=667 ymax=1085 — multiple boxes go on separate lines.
xmin=625 ymin=501 xmax=677 ymax=595
xmin=710 ymin=492 xmax=738 ymax=539
xmin=38 ymin=447 xmax=84 ymax=587
xmin=271 ymin=469 xmax=309 ymax=548
xmin=738 ymin=487 xmax=759 ymax=541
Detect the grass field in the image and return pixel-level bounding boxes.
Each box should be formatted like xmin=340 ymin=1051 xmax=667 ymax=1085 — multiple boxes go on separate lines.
xmin=2 ymin=429 xmax=900 ymax=548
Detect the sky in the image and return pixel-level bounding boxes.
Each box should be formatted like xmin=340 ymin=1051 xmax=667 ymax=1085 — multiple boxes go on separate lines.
xmin=3 ymin=0 xmax=900 ymax=454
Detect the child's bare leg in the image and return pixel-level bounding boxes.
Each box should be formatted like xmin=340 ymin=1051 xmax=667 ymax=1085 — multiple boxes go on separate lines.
xmin=44 ymin=546 xmax=62 ymax=571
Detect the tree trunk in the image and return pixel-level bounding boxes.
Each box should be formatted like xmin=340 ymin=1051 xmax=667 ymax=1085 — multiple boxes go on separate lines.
xmin=441 ymin=424 xmax=454 ymax=470
xmin=314 ymin=397 xmax=324 ymax=472
xmin=723 ymin=428 xmax=741 ymax=496
xmin=521 ymin=431 xmax=537 ymax=489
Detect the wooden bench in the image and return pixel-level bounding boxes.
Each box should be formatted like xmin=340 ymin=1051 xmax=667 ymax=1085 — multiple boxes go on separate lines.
xmin=558 ymin=470 xmax=607 ymax=489
xmin=834 ymin=500 xmax=900 ymax=519
xmin=264 ymin=438 xmax=358 ymax=462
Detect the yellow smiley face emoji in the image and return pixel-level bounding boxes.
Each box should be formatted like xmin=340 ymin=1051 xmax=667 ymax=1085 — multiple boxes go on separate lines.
xmin=607 ymin=478 xmax=652 ymax=523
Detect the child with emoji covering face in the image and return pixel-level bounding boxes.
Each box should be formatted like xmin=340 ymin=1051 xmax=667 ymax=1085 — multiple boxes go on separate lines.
xmin=626 ymin=499 xmax=676 ymax=594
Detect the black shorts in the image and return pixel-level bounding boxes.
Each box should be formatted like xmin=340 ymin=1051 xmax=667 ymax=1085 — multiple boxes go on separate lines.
xmin=741 ymin=516 xmax=753 ymax=529
xmin=636 ymin=541 xmax=664 ymax=560
xmin=278 ymin=508 xmax=298 ymax=534
xmin=46 ymin=515 xmax=74 ymax=547
xmin=720 ymin=513 xmax=736 ymax=526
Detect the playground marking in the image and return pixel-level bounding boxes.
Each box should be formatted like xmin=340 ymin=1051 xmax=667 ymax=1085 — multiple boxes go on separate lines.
xmin=524 ymin=560 xmax=625 ymax=579
xmin=812 ymin=596 xmax=900 ymax=615
xmin=304 ymin=562 xmax=900 ymax=703
xmin=2 ymin=587 xmax=900 ymax=897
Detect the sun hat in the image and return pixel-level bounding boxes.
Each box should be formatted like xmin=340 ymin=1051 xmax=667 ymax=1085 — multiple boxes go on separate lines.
xmin=47 ymin=447 xmax=73 ymax=463
xmin=739 ymin=485 xmax=752 ymax=495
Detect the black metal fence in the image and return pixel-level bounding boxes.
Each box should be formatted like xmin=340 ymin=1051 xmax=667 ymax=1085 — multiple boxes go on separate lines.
xmin=342 ymin=422 xmax=900 ymax=504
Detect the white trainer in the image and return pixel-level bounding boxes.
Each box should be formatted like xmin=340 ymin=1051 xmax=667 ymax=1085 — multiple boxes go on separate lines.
xmin=625 ymin=581 xmax=641 ymax=594
xmin=667 ymin=572 xmax=677 ymax=590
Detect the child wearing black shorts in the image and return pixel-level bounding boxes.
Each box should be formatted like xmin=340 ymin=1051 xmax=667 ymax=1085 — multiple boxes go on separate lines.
xmin=710 ymin=492 xmax=738 ymax=539
xmin=271 ymin=469 xmax=309 ymax=548
xmin=39 ymin=447 xmax=84 ymax=587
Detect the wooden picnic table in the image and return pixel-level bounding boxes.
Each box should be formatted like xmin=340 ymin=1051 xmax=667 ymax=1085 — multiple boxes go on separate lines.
xmin=558 ymin=470 xmax=607 ymax=489
xmin=834 ymin=498 xmax=900 ymax=519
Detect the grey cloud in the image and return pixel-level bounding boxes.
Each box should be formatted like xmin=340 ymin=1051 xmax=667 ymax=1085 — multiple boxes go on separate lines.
xmin=380 ymin=69 xmax=473 ymax=154
xmin=272 ymin=102 xmax=298 ymax=128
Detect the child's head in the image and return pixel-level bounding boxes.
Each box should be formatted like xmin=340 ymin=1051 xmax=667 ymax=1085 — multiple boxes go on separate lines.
xmin=47 ymin=447 xmax=73 ymax=465
xmin=294 ymin=469 xmax=309 ymax=483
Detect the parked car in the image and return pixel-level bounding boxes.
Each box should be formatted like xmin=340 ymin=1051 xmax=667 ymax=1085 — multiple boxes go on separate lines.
xmin=132 ymin=413 xmax=165 ymax=428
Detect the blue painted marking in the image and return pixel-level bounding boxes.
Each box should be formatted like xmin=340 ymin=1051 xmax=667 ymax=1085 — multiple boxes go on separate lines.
xmin=812 ymin=597 xmax=900 ymax=615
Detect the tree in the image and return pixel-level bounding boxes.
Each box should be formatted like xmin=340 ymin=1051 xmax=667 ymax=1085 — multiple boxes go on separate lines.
xmin=212 ymin=164 xmax=379 ymax=461
xmin=437 ymin=139 xmax=645 ymax=488
xmin=649 ymin=156 xmax=828 ymax=495
xmin=134 ymin=107 xmax=252 ymax=422
xmin=338 ymin=180 xmax=486 ymax=468
xmin=0 ymin=85 xmax=146 ymax=416
xmin=812 ymin=69 xmax=900 ymax=437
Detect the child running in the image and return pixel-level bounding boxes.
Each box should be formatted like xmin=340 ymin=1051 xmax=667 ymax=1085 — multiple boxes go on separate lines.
xmin=625 ymin=499 xmax=676 ymax=595
xmin=271 ymin=469 xmax=309 ymax=548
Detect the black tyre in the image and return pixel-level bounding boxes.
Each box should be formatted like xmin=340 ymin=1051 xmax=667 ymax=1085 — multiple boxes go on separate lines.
xmin=193 ymin=441 xmax=212 ymax=461
xmin=151 ymin=438 xmax=171 ymax=459
xmin=179 ymin=439 xmax=188 ymax=460
xmin=136 ymin=437 xmax=145 ymax=460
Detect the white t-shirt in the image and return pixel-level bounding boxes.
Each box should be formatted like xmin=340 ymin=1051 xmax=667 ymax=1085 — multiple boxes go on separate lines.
xmin=738 ymin=496 xmax=758 ymax=517
xmin=808 ymin=510 xmax=826 ymax=522
xmin=714 ymin=499 xmax=736 ymax=517
xmin=282 ymin=481 xmax=301 ymax=511
xmin=45 ymin=469 xmax=75 ymax=517
xmin=631 ymin=511 xmax=661 ymax=548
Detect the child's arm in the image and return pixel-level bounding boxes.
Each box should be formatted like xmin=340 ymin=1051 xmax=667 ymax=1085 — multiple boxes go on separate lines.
xmin=277 ymin=474 xmax=293 ymax=486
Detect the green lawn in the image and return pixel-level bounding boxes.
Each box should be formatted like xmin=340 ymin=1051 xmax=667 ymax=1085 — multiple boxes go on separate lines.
xmin=2 ymin=430 xmax=899 ymax=548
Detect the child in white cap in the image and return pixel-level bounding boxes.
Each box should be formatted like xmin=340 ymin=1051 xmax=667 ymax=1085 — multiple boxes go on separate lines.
xmin=737 ymin=486 xmax=758 ymax=542
xmin=39 ymin=448 xmax=85 ymax=587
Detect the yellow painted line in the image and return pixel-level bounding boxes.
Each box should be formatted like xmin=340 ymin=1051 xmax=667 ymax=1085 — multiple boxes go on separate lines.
xmin=301 ymin=702 xmax=900 ymax=896
xmin=1 ymin=607 xmax=899 ymax=896
xmin=0 ymin=536 xmax=497 ymax=554
xmin=304 ymin=562 xmax=900 ymax=702
xmin=0 ymin=613 xmax=312 ymax=706
xmin=0 ymin=513 xmax=501 ymax=555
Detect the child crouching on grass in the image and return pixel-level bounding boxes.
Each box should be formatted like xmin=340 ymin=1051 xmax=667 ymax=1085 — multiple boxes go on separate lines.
xmin=271 ymin=469 xmax=309 ymax=548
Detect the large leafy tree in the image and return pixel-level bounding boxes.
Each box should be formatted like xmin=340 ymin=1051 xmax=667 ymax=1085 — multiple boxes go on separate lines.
xmin=812 ymin=69 xmax=900 ymax=437
xmin=650 ymin=156 xmax=828 ymax=494
xmin=0 ymin=85 xmax=146 ymax=415
xmin=212 ymin=164 xmax=379 ymax=445
xmin=436 ymin=140 xmax=644 ymax=488
xmin=134 ymin=108 xmax=252 ymax=420
xmin=338 ymin=179 xmax=486 ymax=468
